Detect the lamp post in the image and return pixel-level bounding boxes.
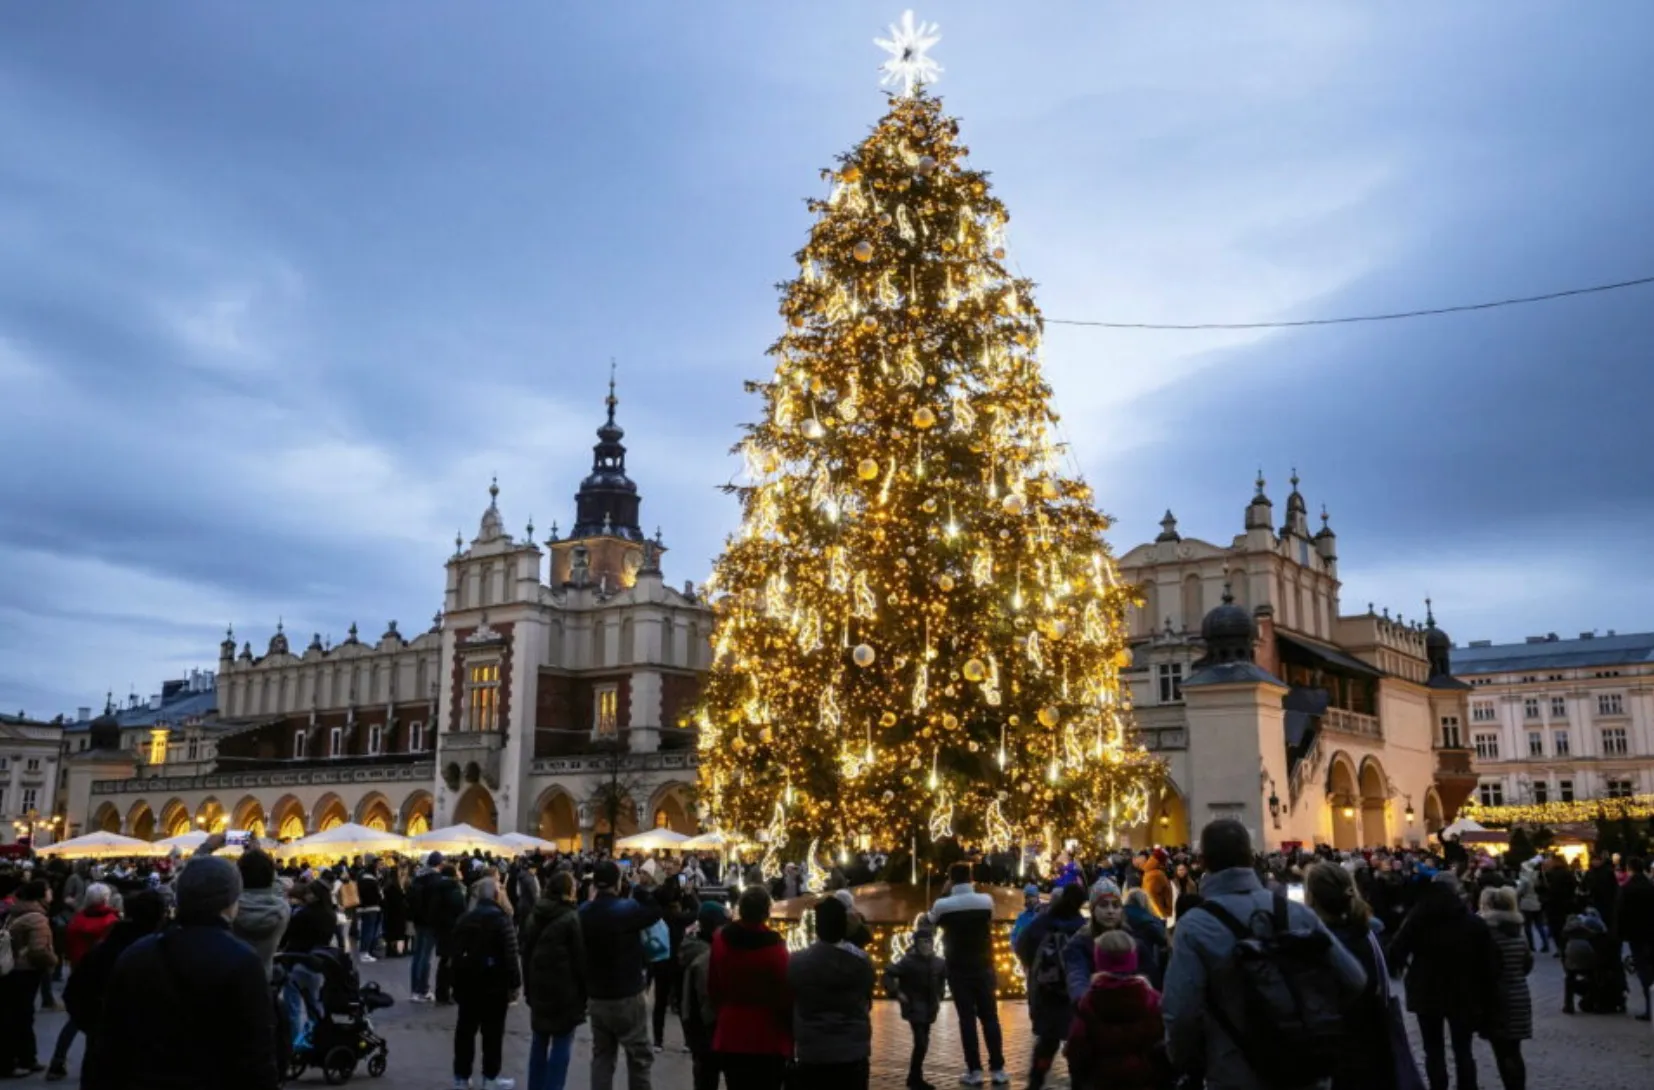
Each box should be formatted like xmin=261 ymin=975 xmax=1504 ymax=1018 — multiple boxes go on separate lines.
xmin=1267 ymin=781 xmax=1282 ymax=830
xmin=13 ymin=809 xmax=62 ymax=847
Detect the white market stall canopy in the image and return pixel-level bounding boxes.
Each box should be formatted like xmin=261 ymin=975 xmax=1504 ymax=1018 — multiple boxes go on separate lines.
xmin=410 ymin=823 xmax=515 ymax=856
xmin=679 ymin=830 xmax=739 ymax=851
xmin=274 ymin=823 xmax=411 ymax=860
xmin=1440 ymin=817 xmax=1486 ymax=841
xmin=498 ymin=832 xmax=560 ymax=853
xmin=614 ymin=829 xmax=692 ymax=852
xmin=36 ymin=831 xmax=169 ymax=860
xmin=155 ymin=831 xmax=210 ymax=853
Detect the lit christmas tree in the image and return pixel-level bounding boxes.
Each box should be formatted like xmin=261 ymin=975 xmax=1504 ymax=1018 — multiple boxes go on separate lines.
xmin=697 ymin=15 xmax=1161 ymax=866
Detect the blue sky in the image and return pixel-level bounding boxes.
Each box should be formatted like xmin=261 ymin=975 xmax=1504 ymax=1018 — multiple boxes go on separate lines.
xmin=4 ymin=3 xmax=1653 ymax=716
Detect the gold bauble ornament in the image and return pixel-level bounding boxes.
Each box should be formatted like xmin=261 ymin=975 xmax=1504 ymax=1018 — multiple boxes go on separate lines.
xmin=841 ymin=165 xmax=862 ymax=183
xmin=963 ymin=658 xmax=987 ymax=682
xmin=1002 ymin=493 xmax=1026 ymax=516
xmin=880 ymin=212 xmax=894 ymax=227
xmin=852 ymin=644 xmax=876 ymax=668
xmin=937 ymin=574 xmax=955 ymax=592
xmin=972 ymin=182 xmax=986 ymax=196
xmin=790 ymin=314 xmax=806 ymax=328
xmin=941 ymin=238 xmax=956 ymax=253
xmin=912 ymin=406 xmax=937 ymax=430
xmin=1038 ymin=706 xmax=1061 ymax=728
xmin=759 ymin=726 xmax=773 ymax=743
xmin=802 ymin=419 xmax=825 ymax=440
xmin=917 ymin=155 xmax=937 ymax=175
xmin=853 ymin=240 xmax=874 ymax=263
xmin=732 ymin=735 xmax=746 ymax=751
xmin=857 ymin=458 xmax=880 ymax=481
xmin=809 ymin=376 xmax=825 ymax=395
xmin=942 ymin=713 xmax=959 ymax=731
xmin=880 ymin=711 xmax=898 ymax=728
xmin=1114 ymin=648 xmax=1133 ymax=669
xmin=861 ymin=315 xmax=878 ymax=332
xmin=1041 ymin=480 xmax=1059 ymax=499
xmin=921 ymin=497 xmax=938 ymax=513
xmin=992 ymin=246 xmax=1006 ymax=259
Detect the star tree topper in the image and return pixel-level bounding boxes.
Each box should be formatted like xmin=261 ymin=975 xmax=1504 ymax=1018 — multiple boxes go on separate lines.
xmin=875 ymin=10 xmax=942 ymax=97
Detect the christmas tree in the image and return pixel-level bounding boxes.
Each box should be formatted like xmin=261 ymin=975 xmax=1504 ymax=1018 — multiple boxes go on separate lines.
xmin=697 ymin=22 xmax=1161 ymax=865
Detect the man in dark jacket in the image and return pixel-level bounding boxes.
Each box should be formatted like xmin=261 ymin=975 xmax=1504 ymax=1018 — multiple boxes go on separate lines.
xmin=926 ymin=862 xmax=1005 ymax=1085
xmin=524 ymin=871 xmax=588 ymax=1090
xmin=787 ymin=897 xmax=874 ymax=1090
xmin=62 ymin=891 xmax=167 ymax=1088
xmin=1617 ymin=856 xmax=1654 ymax=1021
xmin=1387 ymin=873 xmax=1500 ymax=1090
xmin=408 ymin=851 xmax=446 ymax=1001
xmin=679 ymin=900 xmax=725 ymax=1090
xmin=89 ymin=857 xmax=278 ymax=1090
xmin=356 ymin=856 xmax=384 ymax=963
xmin=1013 ymin=882 xmax=1086 ymax=1090
xmin=579 ymin=860 xmax=661 ymax=1090
xmin=449 ymin=877 xmax=522 ymax=1090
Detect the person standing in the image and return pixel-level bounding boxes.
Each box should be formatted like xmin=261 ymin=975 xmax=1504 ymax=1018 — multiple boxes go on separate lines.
xmin=523 ymin=871 xmax=587 ymax=1090
xmin=428 ymin=863 xmax=469 ymax=1004
xmin=230 ymin=848 xmax=290 ymax=978
xmin=449 ymin=877 xmax=522 ymax=1090
xmin=1537 ymin=856 xmax=1576 ymax=960
xmin=356 ymin=856 xmax=384 ymax=963
xmin=1616 ymin=856 xmax=1654 ymax=1021
xmin=709 ymin=886 xmax=792 ymax=1090
xmin=44 ymin=882 xmax=119 ymax=1081
xmin=884 ymin=923 xmax=946 ymax=1090
xmin=651 ymin=881 xmax=691 ymax=1052
xmin=579 ymin=860 xmax=661 ymax=1090
xmin=679 ymin=900 xmax=726 ymax=1090
xmin=61 ymin=891 xmax=167 ymax=1089
xmin=1064 ymin=930 xmax=1166 ymax=1090
xmin=1013 ymin=881 xmax=1085 ymax=1090
xmin=0 ymin=878 xmax=57 ymax=1077
xmin=408 ymin=851 xmax=446 ymax=1000
xmin=1478 ymin=888 xmax=1532 ymax=1090
xmin=90 ymin=856 xmax=279 ymax=1089
xmin=1140 ymin=850 xmax=1175 ymax=920
xmin=1387 ymin=873 xmax=1499 ymax=1090
xmin=787 ymin=896 xmax=874 ymax=1090
xmin=1304 ymin=862 xmax=1398 ymax=1090
xmin=926 ymin=862 xmax=1006 ymax=1086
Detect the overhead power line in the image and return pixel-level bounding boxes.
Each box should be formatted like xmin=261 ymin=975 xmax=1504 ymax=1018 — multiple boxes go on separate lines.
xmin=1043 ymin=273 xmax=1654 ymax=331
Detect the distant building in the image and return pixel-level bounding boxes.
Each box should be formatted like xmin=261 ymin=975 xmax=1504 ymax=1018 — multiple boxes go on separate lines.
xmin=64 ymin=384 xmax=712 ymax=848
xmin=1451 ymin=630 xmax=1654 ymax=808
xmin=0 ymin=711 xmax=66 ymax=845
xmin=1117 ymin=472 xmax=1476 ymax=850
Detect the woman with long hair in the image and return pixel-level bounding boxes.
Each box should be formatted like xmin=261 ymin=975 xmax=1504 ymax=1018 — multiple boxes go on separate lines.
xmin=1304 ymin=862 xmax=1399 ymax=1090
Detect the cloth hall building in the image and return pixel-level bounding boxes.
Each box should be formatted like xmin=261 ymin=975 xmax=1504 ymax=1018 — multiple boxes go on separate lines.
xmin=62 ymin=389 xmax=712 ymax=850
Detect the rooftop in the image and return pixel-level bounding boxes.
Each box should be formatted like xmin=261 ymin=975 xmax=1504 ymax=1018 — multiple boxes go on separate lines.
xmin=1451 ymin=631 xmax=1654 ymax=675
xmin=64 ymin=684 xmax=219 ymax=734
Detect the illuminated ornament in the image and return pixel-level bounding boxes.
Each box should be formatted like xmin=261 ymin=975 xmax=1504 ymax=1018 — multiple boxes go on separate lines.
xmin=853 ymin=240 xmax=874 ymax=263
xmin=852 ymin=644 xmax=876 ymax=668
xmin=1002 ymin=492 xmax=1026 ymax=516
xmin=917 ymin=155 xmax=937 ymax=176
xmin=880 ymin=711 xmax=898 ymax=728
xmin=941 ymin=712 xmax=959 ymax=731
xmin=1041 ymin=479 xmax=1058 ymax=500
xmin=852 ymin=571 xmax=877 ymax=618
xmin=802 ymin=418 xmax=825 ymax=440
xmin=861 ymin=315 xmax=878 ymax=332
xmin=993 ymin=246 xmax=1006 ymax=260
xmin=1114 ymin=647 xmax=1132 ymax=669
xmin=912 ymin=406 xmax=937 ymax=430
xmin=819 ymin=686 xmax=842 ymax=729
xmin=911 ymin=663 xmax=929 ymax=712
xmin=962 ymin=658 xmax=987 ymax=683
xmin=841 ymin=165 xmax=862 ymax=183
xmin=857 ymin=458 xmax=880 ymax=481
xmin=875 ymin=10 xmax=943 ymax=97
xmin=1038 ymin=705 xmax=1060 ymax=728
xmin=937 ymin=574 xmax=955 ymax=592
xmin=790 ymin=314 xmax=806 ymax=328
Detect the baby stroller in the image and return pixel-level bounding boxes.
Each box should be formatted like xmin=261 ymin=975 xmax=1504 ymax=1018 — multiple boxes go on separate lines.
xmin=1561 ymin=910 xmax=1627 ymax=1014
xmin=274 ymin=949 xmax=392 ymax=1084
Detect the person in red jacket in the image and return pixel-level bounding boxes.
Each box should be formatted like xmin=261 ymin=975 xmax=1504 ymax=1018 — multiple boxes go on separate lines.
xmin=708 ymin=886 xmax=791 ymax=1090
xmin=1064 ymin=930 xmax=1166 ymax=1090
xmin=46 ymin=882 xmax=120 ymax=1081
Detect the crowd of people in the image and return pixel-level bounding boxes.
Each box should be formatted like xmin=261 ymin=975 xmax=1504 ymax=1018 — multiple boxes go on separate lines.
xmin=0 ymin=827 xmax=1649 ymax=1090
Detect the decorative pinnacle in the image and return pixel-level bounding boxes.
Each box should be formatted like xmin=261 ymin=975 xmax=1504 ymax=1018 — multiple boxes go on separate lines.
xmin=1320 ymin=504 xmax=1330 ymax=528
xmin=488 ymin=475 xmax=499 ymax=507
xmin=526 ymin=516 xmax=534 ymax=540
xmin=1254 ymin=469 xmax=1266 ymax=497
xmin=1425 ymin=597 xmax=1436 ymax=627
xmin=1221 ymin=582 xmax=1235 ymax=605
xmin=455 ymin=529 xmax=463 ymax=554
xmin=606 ymin=359 xmax=618 ymax=424
xmin=1290 ymin=467 xmax=1300 ymax=491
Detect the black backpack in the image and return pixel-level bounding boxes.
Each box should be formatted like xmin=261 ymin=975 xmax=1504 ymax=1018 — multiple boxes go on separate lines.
xmin=1031 ymin=928 xmax=1069 ymax=1001
xmin=1195 ymin=892 xmax=1346 ymax=1085
xmin=449 ymin=913 xmax=501 ymax=985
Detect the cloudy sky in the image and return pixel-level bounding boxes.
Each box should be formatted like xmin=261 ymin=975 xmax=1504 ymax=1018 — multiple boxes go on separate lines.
xmin=4 ymin=3 xmax=1652 ymax=716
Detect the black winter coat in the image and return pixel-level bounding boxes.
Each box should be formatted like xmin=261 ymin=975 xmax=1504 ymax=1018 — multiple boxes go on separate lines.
xmin=62 ymin=919 xmax=154 ymax=1038
xmin=449 ymin=899 xmax=522 ymax=1004
xmin=1013 ymin=906 xmax=1085 ymax=1039
xmin=1617 ymin=874 xmax=1654 ymax=949
xmin=522 ymin=897 xmax=587 ymax=1036
xmin=1387 ymin=883 xmax=1500 ymax=1021
xmin=282 ymin=900 xmax=337 ymax=954
xmin=88 ymin=916 xmax=278 ymax=1090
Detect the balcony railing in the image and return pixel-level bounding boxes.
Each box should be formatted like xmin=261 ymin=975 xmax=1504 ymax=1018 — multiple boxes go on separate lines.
xmin=1322 ymin=707 xmax=1383 ymax=739
xmin=1434 ymin=748 xmax=1475 ymax=777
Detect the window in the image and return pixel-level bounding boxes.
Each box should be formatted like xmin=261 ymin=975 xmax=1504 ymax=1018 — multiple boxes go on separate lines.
xmin=1598 ymin=693 xmax=1625 ymax=716
xmin=1553 ymin=730 xmax=1571 ymax=756
xmin=367 ymin=724 xmax=383 ymax=756
xmin=1473 ymin=733 xmax=1500 ymax=760
xmin=1157 ymin=663 xmax=1184 ymax=704
xmin=1522 ymin=698 xmax=1540 ymax=720
xmin=147 ymin=730 xmax=167 ymax=766
xmin=1527 ymin=731 xmax=1544 ymax=757
xmin=1550 ymin=696 xmax=1566 ymax=719
xmin=409 ymin=721 xmax=425 ymax=752
xmin=24 ymin=758 xmax=39 ymax=773
xmin=1472 ymin=702 xmax=1497 ymax=724
xmin=21 ymin=787 xmax=36 ymax=812
xmin=468 ymin=663 xmax=501 ymax=731
xmin=1440 ymin=716 xmax=1462 ymax=748
xmin=1601 ymin=727 xmax=1629 ymax=756
xmin=1478 ymin=782 xmax=1505 ymax=807
xmin=329 ymin=727 xmax=344 ymax=757
xmin=186 ymin=737 xmax=198 ymax=761
xmin=0 ymin=758 xmax=8 ymax=772
xmin=1519 ymin=675 xmax=1537 ymax=684
xmin=1560 ymin=779 xmax=1575 ymax=803
xmin=293 ymin=732 xmax=307 ymax=760
xmin=1547 ymin=674 xmax=1565 ymax=682
xmin=1595 ymin=670 xmax=1622 ymax=679
xmin=594 ymin=685 xmax=619 ymax=737
xmin=1533 ymin=781 xmax=1550 ymax=805
xmin=0 ymin=788 xmax=5 ymax=814
xmin=1607 ymin=779 xmax=1635 ymax=799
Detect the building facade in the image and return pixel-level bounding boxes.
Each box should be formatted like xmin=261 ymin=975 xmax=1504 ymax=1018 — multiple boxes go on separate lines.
xmin=0 ymin=712 xmax=66 ymax=846
xmin=1115 ymin=473 xmax=1476 ymax=850
xmin=64 ymin=388 xmax=713 ymax=850
xmin=1450 ymin=630 xmax=1654 ymax=808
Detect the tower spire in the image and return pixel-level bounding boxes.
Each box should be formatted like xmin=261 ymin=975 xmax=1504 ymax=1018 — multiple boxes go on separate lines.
xmin=606 ymin=359 xmax=618 ymax=426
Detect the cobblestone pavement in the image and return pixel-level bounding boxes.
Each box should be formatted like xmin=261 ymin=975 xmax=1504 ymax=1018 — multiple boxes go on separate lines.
xmin=17 ymin=949 xmax=1652 ymax=1088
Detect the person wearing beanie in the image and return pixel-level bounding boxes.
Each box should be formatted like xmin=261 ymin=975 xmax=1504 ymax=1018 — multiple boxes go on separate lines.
xmin=1013 ymin=881 xmax=1087 ymax=1090
xmin=884 ymin=923 xmax=946 ymax=1090
xmin=231 ymin=848 xmax=290 ymax=978
xmin=787 ymin=897 xmax=874 ymax=1089
xmin=1065 ymin=930 xmax=1165 ymax=1090
xmin=679 ymin=899 xmax=728 ymax=1090
xmin=1010 ymin=884 xmax=1043 ymax=949
xmin=92 ymin=857 xmax=278 ymax=1089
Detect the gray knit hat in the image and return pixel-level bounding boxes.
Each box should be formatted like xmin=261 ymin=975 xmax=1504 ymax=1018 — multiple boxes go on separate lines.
xmin=175 ymin=856 xmax=243 ymax=917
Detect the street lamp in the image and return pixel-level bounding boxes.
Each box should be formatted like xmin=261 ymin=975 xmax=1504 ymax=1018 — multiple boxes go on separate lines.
xmin=1404 ymin=796 xmax=1417 ymax=825
xmin=12 ymin=810 xmax=62 ymax=846
xmin=1266 ymin=780 xmax=1282 ymax=829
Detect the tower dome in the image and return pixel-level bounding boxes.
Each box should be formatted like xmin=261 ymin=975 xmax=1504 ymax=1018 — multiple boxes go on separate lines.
xmin=571 ymin=370 xmax=643 ymax=541
xmin=1199 ymin=584 xmax=1257 ymax=665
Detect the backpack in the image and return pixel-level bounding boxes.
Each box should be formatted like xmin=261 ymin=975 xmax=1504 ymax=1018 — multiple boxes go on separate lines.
xmin=450 ymin=914 xmax=501 ymax=983
xmin=1195 ymin=891 xmax=1346 ymax=1085
xmin=1031 ymin=928 xmax=1068 ymax=1000
xmin=337 ymin=878 xmax=359 ymax=911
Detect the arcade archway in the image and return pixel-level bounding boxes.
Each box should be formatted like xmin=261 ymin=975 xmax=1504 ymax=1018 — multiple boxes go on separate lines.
xmin=452 ymin=784 xmax=498 ymax=834
xmin=534 ymin=787 xmax=580 ymax=851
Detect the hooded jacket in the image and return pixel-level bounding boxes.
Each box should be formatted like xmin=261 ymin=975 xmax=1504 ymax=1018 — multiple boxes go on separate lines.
xmin=1141 ymin=855 xmax=1174 ymax=920
xmin=232 ymin=887 xmax=291 ymax=976
xmin=7 ymin=899 xmax=58 ymax=972
xmin=522 ymin=896 xmax=587 ymax=1037
xmin=67 ymin=904 xmax=121 ymax=967
xmin=708 ymin=920 xmax=792 ymax=1056
xmin=1481 ymin=908 xmax=1533 ymax=1041
xmin=678 ymin=932 xmax=717 ymax=1037
xmin=787 ymin=939 xmax=874 ymax=1065
xmin=1066 ymin=971 xmax=1165 ymax=1090
xmin=1386 ymin=882 xmax=1500 ymax=1020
